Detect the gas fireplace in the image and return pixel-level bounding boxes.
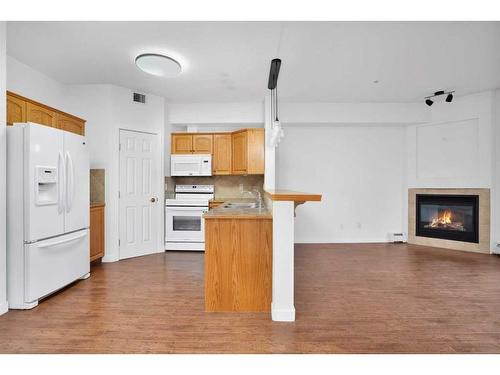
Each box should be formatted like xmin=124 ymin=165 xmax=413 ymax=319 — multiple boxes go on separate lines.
xmin=416 ymin=194 xmax=479 ymax=243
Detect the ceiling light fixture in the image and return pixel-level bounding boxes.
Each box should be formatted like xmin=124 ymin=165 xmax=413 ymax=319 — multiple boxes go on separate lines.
xmin=135 ymin=53 xmax=182 ymax=78
xmin=424 ymin=90 xmax=455 ymax=107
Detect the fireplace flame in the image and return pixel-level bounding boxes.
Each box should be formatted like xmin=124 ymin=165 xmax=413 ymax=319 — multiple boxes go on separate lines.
xmin=429 ymin=210 xmax=452 ymax=227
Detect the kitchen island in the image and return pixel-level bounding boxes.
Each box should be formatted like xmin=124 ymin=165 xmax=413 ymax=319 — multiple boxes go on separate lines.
xmin=203 ymin=199 xmax=272 ymax=312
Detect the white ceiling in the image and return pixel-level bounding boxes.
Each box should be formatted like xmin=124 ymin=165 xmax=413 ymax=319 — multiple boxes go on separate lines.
xmin=6 ymin=21 xmax=500 ymax=103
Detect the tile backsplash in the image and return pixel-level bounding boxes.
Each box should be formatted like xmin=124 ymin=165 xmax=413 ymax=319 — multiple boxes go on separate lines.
xmin=165 ymin=175 xmax=264 ymax=199
xmin=90 ymin=169 xmax=105 ymax=203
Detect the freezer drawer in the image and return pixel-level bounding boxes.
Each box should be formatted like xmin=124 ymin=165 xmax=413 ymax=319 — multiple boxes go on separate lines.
xmin=25 ymin=229 xmax=90 ymax=302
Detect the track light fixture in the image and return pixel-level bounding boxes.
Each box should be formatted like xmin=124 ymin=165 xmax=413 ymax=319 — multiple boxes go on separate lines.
xmin=424 ymin=90 xmax=455 ymax=106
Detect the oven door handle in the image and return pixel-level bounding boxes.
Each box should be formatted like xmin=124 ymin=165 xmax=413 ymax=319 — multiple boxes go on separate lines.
xmin=166 ymin=206 xmax=208 ymax=212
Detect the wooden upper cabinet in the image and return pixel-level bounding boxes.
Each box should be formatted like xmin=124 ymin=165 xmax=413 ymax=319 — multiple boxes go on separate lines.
xmin=192 ymin=134 xmax=213 ymax=154
xmin=246 ymin=129 xmax=265 ymax=174
xmin=171 ymin=134 xmax=193 ymax=154
xmin=26 ymin=102 xmax=57 ymax=128
xmin=7 ymin=94 xmax=26 ymax=125
xmin=56 ymin=113 xmax=85 ymax=135
xmin=170 ymin=129 xmax=264 ymax=175
xmin=232 ymin=129 xmax=264 ymax=175
xmin=231 ymin=130 xmax=248 ymax=174
xmin=6 ymin=91 xmax=86 ymax=135
xmin=171 ymin=133 xmax=213 ymax=154
xmin=213 ymin=134 xmax=232 ymax=175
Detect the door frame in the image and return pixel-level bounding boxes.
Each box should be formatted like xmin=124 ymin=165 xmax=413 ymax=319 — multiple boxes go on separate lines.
xmin=118 ymin=128 xmax=164 ymax=260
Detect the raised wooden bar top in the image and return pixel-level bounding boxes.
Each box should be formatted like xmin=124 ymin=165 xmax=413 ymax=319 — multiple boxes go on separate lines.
xmin=265 ymin=190 xmax=322 ymax=202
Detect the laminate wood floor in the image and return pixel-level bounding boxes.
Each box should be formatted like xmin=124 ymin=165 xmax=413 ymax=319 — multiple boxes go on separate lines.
xmin=1 ymin=243 xmax=500 ymax=353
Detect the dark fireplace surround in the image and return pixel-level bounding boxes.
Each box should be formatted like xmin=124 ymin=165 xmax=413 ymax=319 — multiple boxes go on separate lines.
xmin=416 ymin=194 xmax=479 ymax=243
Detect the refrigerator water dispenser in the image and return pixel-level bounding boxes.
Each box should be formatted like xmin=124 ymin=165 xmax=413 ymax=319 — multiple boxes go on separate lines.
xmin=35 ymin=166 xmax=58 ymax=205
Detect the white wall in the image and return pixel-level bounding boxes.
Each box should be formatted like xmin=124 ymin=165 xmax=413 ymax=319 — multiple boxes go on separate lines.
xmin=494 ymin=90 xmax=500 ymax=253
xmin=7 ymin=56 xmax=70 ymax=112
xmin=0 ymin=22 xmax=8 ymax=315
xmin=277 ymin=125 xmax=407 ymax=243
xmin=405 ymin=91 xmax=497 ymax=251
xmin=6 ymin=58 xmax=166 ymax=262
xmin=280 ymin=102 xmax=428 ymax=125
xmin=169 ymin=102 xmax=264 ymax=125
xmin=67 ymin=85 xmax=165 ymax=262
xmin=407 ymin=91 xmax=494 ymax=188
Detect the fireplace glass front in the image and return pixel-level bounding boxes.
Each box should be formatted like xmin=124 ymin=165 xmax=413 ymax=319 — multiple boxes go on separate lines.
xmin=416 ymin=194 xmax=479 ymax=243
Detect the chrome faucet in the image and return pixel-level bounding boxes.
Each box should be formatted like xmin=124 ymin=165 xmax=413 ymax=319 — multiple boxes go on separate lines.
xmin=241 ymin=188 xmax=263 ymax=209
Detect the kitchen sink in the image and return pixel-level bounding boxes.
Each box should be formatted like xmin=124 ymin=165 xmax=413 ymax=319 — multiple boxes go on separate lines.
xmin=222 ymin=202 xmax=258 ymax=209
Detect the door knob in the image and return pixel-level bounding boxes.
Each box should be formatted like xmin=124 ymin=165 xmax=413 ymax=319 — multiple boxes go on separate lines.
xmin=150 ymin=197 xmax=156 ymax=203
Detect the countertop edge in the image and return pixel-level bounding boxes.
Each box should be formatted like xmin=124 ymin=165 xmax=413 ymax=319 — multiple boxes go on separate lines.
xmin=264 ymin=190 xmax=322 ymax=202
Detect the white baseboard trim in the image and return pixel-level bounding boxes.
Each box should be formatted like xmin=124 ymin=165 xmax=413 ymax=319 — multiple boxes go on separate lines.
xmin=295 ymin=239 xmax=393 ymax=244
xmin=102 ymin=254 xmax=120 ymax=263
xmin=0 ymin=300 xmax=8 ymax=316
xmin=271 ymin=303 xmax=295 ymax=322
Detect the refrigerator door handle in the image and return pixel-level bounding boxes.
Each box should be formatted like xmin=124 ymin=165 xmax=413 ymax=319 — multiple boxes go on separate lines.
xmin=37 ymin=231 xmax=87 ymax=249
xmin=65 ymin=151 xmax=74 ymax=212
xmin=57 ymin=151 xmax=65 ymax=213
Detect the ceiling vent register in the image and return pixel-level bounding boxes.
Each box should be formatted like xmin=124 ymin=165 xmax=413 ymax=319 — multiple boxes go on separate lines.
xmin=133 ymin=92 xmax=146 ymax=104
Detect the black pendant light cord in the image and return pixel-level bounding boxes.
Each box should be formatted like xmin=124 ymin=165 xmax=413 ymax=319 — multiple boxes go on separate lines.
xmin=275 ymin=86 xmax=279 ymax=122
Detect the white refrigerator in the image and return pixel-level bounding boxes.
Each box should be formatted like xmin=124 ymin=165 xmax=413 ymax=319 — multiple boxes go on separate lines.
xmin=7 ymin=122 xmax=90 ymax=309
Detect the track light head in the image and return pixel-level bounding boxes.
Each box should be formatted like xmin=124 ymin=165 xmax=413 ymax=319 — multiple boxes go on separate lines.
xmin=424 ymin=90 xmax=454 ymax=106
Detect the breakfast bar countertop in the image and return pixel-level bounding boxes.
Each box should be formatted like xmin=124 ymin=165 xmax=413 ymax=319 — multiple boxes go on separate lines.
xmin=203 ymin=198 xmax=272 ymax=220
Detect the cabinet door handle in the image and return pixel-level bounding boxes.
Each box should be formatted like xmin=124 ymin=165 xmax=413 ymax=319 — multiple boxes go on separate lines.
xmin=150 ymin=197 xmax=156 ymax=203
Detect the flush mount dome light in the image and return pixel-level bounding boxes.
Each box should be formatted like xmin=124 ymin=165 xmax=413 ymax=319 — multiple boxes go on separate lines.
xmin=135 ymin=53 xmax=181 ymax=77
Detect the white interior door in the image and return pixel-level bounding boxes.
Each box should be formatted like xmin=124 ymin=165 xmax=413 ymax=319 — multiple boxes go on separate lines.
xmin=119 ymin=130 xmax=160 ymax=259
xmin=64 ymin=131 xmax=90 ymax=233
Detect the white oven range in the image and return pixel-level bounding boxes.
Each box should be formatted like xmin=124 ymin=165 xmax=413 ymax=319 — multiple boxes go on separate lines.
xmin=165 ymin=184 xmax=214 ymax=251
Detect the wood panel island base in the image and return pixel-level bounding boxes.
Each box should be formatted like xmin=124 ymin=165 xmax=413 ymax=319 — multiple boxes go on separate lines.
xmin=203 ymin=192 xmax=321 ymax=322
xmin=204 ymin=201 xmax=273 ymax=312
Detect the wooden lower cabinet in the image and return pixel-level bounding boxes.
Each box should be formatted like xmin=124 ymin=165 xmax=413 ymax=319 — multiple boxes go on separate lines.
xmin=205 ymin=217 xmax=272 ymax=312
xmin=90 ymin=204 xmax=105 ymax=262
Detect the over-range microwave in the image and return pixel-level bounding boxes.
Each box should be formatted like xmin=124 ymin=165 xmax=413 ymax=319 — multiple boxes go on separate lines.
xmin=171 ymin=154 xmax=212 ymax=176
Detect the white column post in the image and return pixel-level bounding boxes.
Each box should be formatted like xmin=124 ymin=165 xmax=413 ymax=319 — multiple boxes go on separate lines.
xmin=271 ymin=200 xmax=295 ymax=322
